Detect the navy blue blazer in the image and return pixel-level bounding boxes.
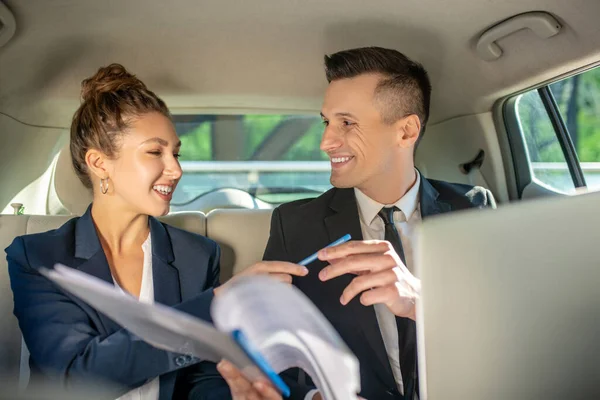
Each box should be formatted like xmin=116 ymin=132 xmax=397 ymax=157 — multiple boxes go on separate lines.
xmin=6 ymin=206 xmax=232 ymax=399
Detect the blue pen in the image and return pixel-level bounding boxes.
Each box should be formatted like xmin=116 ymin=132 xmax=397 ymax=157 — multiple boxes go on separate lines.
xmin=298 ymin=234 xmax=352 ymax=266
xmin=231 ymin=329 xmax=291 ymax=397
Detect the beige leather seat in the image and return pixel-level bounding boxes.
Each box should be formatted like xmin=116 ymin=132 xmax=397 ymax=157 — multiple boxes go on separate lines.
xmin=207 ymin=208 xmax=273 ymax=280
xmin=47 ymin=143 xmax=93 ymax=215
xmin=0 ymin=215 xmax=31 ymax=384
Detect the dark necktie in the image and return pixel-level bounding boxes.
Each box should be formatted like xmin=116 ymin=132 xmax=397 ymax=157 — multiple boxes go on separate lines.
xmin=377 ymin=206 xmax=418 ymax=400
xmin=377 ymin=206 xmax=406 ymax=265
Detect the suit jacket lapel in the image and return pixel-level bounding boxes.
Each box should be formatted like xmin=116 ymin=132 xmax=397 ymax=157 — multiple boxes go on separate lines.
xmin=151 ymin=220 xmax=178 ymax=400
xmin=325 ymin=188 xmax=398 ymax=388
xmin=149 ymin=217 xmax=181 ymax=307
xmin=419 ymin=176 xmax=452 ymax=219
xmin=148 ymin=218 xmax=184 ymax=399
xmin=73 ymin=206 xmax=123 ymax=334
xmin=324 ymin=188 xmax=363 ymax=244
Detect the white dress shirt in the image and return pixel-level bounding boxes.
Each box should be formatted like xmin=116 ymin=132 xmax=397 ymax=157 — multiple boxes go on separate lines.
xmin=305 ymin=171 xmax=422 ymax=400
xmin=354 ymin=170 xmax=421 ymax=397
xmin=113 ymin=234 xmax=160 ymax=400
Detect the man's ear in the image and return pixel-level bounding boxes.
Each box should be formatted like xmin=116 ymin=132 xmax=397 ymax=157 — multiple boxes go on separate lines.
xmin=395 ymin=114 xmax=421 ymax=149
xmin=85 ymin=148 xmax=110 ymax=181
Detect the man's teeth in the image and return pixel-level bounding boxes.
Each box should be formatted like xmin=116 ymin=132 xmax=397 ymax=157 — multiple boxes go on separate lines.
xmin=153 ymin=185 xmax=173 ymax=195
xmin=331 ymin=156 xmax=352 ymax=163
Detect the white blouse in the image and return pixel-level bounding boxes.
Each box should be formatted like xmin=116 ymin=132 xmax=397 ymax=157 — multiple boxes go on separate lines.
xmin=113 ymin=234 xmax=160 ymax=400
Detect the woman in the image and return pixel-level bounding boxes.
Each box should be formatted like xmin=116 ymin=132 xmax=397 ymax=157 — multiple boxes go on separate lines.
xmin=6 ymin=64 xmax=305 ymax=400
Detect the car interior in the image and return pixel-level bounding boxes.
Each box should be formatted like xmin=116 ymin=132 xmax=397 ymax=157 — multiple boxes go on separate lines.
xmin=0 ymin=0 xmax=599 ymax=397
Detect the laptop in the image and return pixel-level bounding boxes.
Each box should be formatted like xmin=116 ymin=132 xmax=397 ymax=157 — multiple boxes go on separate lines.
xmin=415 ymin=192 xmax=600 ymax=399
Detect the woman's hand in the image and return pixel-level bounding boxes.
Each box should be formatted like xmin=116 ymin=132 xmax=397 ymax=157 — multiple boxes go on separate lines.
xmin=214 ymin=261 xmax=308 ymax=296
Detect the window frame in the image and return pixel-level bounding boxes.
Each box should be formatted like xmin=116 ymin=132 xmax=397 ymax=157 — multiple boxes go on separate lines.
xmin=537 ymin=86 xmax=586 ymax=188
xmin=503 ymin=62 xmax=600 ymax=198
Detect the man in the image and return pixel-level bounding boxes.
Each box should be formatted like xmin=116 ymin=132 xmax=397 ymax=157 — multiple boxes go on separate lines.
xmin=219 ymin=47 xmax=495 ymax=399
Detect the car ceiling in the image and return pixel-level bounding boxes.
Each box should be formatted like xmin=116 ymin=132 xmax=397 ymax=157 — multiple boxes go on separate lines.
xmin=1 ymin=0 xmax=600 ymax=128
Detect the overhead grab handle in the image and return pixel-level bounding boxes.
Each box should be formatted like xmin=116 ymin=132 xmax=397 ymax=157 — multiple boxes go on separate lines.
xmin=475 ymin=11 xmax=561 ymax=61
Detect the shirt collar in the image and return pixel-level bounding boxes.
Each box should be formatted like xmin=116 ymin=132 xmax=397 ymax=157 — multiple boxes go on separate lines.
xmin=111 ymin=232 xmax=152 ymax=293
xmin=354 ymin=169 xmax=421 ymax=226
xmin=142 ymin=232 xmax=152 ymax=254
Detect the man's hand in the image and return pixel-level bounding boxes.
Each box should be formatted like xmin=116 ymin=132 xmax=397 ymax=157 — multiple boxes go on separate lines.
xmin=215 ymin=261 xmax=308 ymax=296
xmin=317 ymin=240 xmax=420 ymax=320
xmin=217 ymin=360 xmax=283 ymax=400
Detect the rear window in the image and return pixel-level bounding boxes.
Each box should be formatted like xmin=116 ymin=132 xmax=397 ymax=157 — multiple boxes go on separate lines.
xmin=173 ymin=114 xmax=331 ymax=206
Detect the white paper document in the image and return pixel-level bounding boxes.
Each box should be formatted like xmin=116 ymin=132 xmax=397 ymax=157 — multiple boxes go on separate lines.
xmin=41 ymin=264 xmax=360 ymax=400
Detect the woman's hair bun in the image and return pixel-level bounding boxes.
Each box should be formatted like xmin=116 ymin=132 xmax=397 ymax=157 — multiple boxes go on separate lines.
xmin=80 ymin=63 xmax=146 ymax=102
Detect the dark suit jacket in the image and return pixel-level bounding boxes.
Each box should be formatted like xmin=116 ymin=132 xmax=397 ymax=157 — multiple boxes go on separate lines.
xmin=263 ymin=177 xmax=496 ymax=400
xmin=6 ymin=206 xmax=232 ymax=400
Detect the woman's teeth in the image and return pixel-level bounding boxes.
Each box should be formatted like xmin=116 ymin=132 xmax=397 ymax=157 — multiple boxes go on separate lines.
xmin=153 ymin=185 xmax=173 ymax=195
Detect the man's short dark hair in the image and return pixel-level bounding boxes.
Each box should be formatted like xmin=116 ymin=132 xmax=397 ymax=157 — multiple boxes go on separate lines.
xmin=324 ymin=47 xmax=432 ymax=142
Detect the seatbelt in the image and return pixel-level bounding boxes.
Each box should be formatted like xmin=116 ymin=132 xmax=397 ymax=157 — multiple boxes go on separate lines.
xmin=459 ymin=149 xmax=492 ymax=190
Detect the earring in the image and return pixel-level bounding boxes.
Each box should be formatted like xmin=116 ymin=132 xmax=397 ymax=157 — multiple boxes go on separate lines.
xmin=100 ymin=178 xmax=109 ymax=195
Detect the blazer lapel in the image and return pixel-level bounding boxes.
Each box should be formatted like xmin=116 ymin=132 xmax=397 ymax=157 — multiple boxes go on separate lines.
xmin=419 ymin=176 xmax=452 ymax=219
xmin=149 ymin=217 xmax=181 ymax=307
xmin=73 ymin=206 xmax=123 ymax=334
xmin=147 ymin=218 xmax=183 ymax=399
xmin=325 ymin=188 xmax=398 ymax=389
xmin=324 ymin=188 xmax=363 ymax=244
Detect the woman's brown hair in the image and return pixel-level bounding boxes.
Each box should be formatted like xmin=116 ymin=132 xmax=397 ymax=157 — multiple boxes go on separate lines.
xmin=70 ymin=63 xmax=171 ymax=188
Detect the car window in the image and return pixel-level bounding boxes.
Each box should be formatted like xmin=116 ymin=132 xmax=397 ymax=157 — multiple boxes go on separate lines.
xmin=507 ymin=65 xmax=600 ymax=195
xmin=173 ymin=114 xmax=331 ymax=206
xmin=549 ymin=72 xmax=600 ymax=189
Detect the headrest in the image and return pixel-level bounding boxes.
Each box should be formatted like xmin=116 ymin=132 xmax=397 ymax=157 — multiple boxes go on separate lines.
xmin=49 ymin=143 xmax=93 ymax=215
